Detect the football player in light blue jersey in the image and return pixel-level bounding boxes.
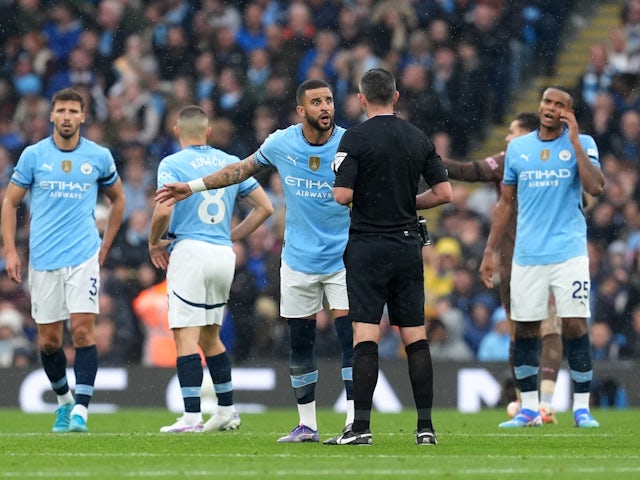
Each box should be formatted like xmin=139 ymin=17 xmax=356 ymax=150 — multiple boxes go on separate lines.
xmin=2 ymin=88 xmax=125 ymax=433
xmin=149 ymin=105 xmax=272 ymax=433
xmin=156 ymin=79 xmax=354 ymax=443
xmin=481 ymin=86 xmax=605 ymax=429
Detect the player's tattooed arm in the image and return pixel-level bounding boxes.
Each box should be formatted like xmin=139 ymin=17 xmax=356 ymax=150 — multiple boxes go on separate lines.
xmin=203 ymin=154 xmax=270 ymax=189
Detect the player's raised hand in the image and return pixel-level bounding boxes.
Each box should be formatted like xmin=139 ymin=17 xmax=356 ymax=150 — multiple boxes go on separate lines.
xmin=155 ymin=182 xmax=192 ymax=206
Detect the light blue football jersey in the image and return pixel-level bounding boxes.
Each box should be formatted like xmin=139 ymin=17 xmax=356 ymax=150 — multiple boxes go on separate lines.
xmin=255 ymin=124 xmax=349 ymax=274
xmin=503 ymin=128 xmax=601 ymax=265
xmin=11 ymin=136 xmax=119 ymax=270
xmin=157 ymin=145 xmax=259 ymax=247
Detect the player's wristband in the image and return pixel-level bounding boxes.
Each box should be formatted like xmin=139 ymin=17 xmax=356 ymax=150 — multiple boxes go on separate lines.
xmin=187 ymin=178 xmax=207 ymax=193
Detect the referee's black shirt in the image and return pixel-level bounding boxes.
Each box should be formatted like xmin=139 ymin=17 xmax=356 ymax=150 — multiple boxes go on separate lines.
xmin=333 ymin=114 xmax=449 ymax=234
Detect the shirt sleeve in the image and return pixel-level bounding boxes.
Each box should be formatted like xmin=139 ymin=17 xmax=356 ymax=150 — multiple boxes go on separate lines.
xmin=420 ymin=136 xmax=449 ymax=186
xmin=10 ymin=148 xmax=35 ymax=188
xmin=332 ymin=130 xmax=361 ymax=189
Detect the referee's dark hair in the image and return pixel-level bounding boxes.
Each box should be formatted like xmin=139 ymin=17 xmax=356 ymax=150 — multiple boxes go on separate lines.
xmin=359 ymin=68 xmax=396 ymax=106
xmin=295 ymin=79 xmax=331 ymax=105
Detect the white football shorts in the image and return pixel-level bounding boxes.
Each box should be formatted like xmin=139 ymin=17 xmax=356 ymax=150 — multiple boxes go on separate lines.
xmin=167 ymin=239 xmax=235 ymax=329
xmin=280 ymin=260 xmax=348 ymax=318
xmin=29 ymin=250 xmax=100 ymax=324
xmin=510 ymin=255 xmax=591 ymax=322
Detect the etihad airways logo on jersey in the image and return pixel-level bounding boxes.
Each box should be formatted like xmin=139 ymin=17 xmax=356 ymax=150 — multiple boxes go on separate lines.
xmin=284 ymin=176 xmax=334 ymax=199
xmin=40 ymin=180 xmax=91 ymax=199
xmin=519 ymin=168 xmax=571 ymax=187
xmin=519 ymin=169 xmax=571 ymax=181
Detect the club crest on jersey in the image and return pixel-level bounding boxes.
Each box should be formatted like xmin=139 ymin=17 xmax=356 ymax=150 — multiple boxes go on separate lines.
xmin=81 ymin=163 xmax=93 ymax=174
xmin=308 ymin=156 xmax=320 ymax=171
xmin=540 ymin=149 xmax=551 ymax=161
xmin=62 ymin=160 xmax=72 ymax=173
xmin=559 ymin=149 xmax=572 ymax=161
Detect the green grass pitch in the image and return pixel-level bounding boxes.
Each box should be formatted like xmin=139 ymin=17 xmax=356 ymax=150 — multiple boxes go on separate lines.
xmin=1 ymin=408 xmax=639 ymax=479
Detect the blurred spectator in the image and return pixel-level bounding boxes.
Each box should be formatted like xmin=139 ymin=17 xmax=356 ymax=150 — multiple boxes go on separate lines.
xmin=12 ymin=52 xmax=42 ymax=99
xmin=621 ymin=304 xmax=640 ymax=358
xmin=463 ymin=2 xmax=512 ymax=123
xmin=369 ymin=1 xmax=417 ymax=62
xmin=95 ymin=0 xmax=127 ymax=57
xmin=119 ymin=143 xmax=154 ymax=219
xmin=20 ymin=30 xmax=54 ymax=79
xmin=213 ymin=26 xmax=248 ymax=72
xmin=336 ymin=5 xmax=366 ymax=50
xmin=297 ymin=29 xmax=339 ymax=84
xmin=588 ymin=200 xmax=621 ymax=248
xmin=107 ymin=74 xmax=162 ymax=145
xmin=194 ymin=51 xmax=217 ymax=102
xmin=112 ymin=33 xmax=158 ymax=85
xmin=154 ymin=25 xmax=197 ymax=82
xmin=281 ymin=1 xmax=316 ymax=66
xmin=590 ymin=321 xmax=621 ymax=360
xmin=424 ymin=236 xmax=460 ymax=314
xmin=307 ymin=0 xmax=340 ymax=30
xmin=245 ymin=224 xmax=281 ymax=303
xmin=228 ymin=241 xmax=260 ymax=363
xmin=620 ymin=0 xmax=640 ymax=73
xmin=463 ymin=293 xmax=498 ymax=356
xmin=576 ymin=43 xmax=616 ymax=111
xmin=428 ymin=297 xmax=474 ymax=361
xmin=213 ymin=66 xmax=257 ymax=130
xmin=11 ymin=91 xmax=49 ymax=136
xmin=398 ymin=63 xmax=444 ymax=136
xmin=586 ymin=92 xmax=618 ymax=156
xmin=0 ymin=304 xmax=31 ymax=367
xmin=202 ymin=0 xmax=242 ymax=35
xmin=11 ymin=0 xmax=48 ymax=36
xmin=132 ymin=278 xmax=175 ymax=368
xmin=456 ymin=37 xmax=488 ymax=149
xmin=477 ymin=306 xmax=511 ymax=362
xmin=45 ymin=46 xmax=96 ymax=99
xmin=399 ymin=29 xmax=432 ymax=71
xmin=41 ymin=2 xmax=83 ymax=67
xmin=609 ymin=109 xmax=640 ymax=164
xmin=110 ymin=209 xmax=152 ymax=270
xmin=0 ymin=145 xmax=15 ymax=188
xmin=236 ymin=2 xmax=267 ymax=53
xmin=246 ymin=48 xmax=272 ymax=94
xmin=608 ymin=27 xmax=637 ymax=74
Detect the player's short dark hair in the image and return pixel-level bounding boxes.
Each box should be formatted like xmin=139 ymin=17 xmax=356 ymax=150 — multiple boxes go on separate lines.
xmin=514 ymin=112 xmax=539 ymax=132
xmin=359 ymin=68 xmax=396 ymax=106
xmin=543 ymin=84 xmax=575 ymax=107
xmin=51 ymin=88 xmax=84 ymax=110
xmin=296 ymin=79 xmax=332 ymax=105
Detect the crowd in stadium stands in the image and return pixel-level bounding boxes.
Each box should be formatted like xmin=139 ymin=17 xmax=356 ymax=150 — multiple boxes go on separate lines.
xmin=2 ymin=0 xmax=640 ymax=369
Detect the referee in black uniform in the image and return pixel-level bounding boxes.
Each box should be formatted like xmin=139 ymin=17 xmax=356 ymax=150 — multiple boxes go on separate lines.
xmin=328 ymin=68 xmax=452 ymax=445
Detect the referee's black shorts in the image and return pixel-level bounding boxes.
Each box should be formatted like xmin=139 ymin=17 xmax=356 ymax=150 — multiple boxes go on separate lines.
xmin=344 ymin=230 xmax=425 ymax=328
